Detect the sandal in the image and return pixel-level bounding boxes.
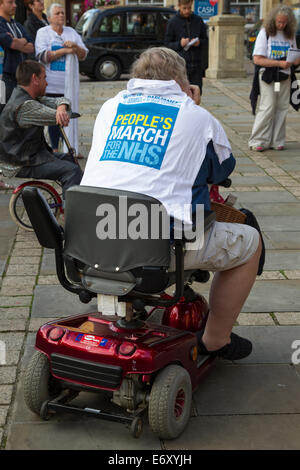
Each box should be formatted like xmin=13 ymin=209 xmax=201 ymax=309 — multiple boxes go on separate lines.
xmin=196 ymin=331 xmax=252 ymax=360
xmin=0 ymin=180 xmax=15 ymax=190
xmin=250 ymin=146 xmax=264 ymax=152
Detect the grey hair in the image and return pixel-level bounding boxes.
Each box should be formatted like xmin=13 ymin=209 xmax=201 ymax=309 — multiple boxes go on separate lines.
xmin=264 ymin=4 xmax=297 ymax=39
xmin=47 ymin=3 xmax=64 ymax=19
xmin=131 ymin=47 xmax=189 ymax=87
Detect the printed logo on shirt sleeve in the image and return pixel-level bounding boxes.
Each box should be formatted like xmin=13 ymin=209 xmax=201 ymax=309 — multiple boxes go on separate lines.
xmin=99 ymin=96 xmax=181 ymax=170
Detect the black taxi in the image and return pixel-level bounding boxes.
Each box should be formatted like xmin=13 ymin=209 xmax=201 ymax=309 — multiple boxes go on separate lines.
xmin=75 ymin=6 xmax=176 ymax=80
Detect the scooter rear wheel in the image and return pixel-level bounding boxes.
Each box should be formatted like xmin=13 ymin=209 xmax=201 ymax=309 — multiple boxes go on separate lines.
xmin=148 ymin=364 xmax=192 ymax=439
xmin=23 ymin=351 xmax=61 ymax=415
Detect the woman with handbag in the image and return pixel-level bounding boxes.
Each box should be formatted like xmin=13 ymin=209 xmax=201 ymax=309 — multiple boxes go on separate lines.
xmin=249 ymin=4 xmax=300 ymax=152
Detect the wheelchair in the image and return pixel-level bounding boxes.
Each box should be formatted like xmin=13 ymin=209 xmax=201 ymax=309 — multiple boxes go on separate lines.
xmin=22 ymin=184 xmax=218 ymax=440
xmin=0 ymin=114 xmax=81 ymax=231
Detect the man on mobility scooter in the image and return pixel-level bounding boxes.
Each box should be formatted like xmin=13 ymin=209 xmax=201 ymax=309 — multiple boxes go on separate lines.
xmin=81 ymin=47 xmax=262 ymax=361
xmin=21 ymin=47 xmax=262 ymax=441
xmin=0 ymin=60 xmax=82 ymax=197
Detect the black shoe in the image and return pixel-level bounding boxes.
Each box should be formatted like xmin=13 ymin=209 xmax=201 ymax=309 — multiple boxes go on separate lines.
xmin=196 ymin=331 xmax=252 ymax=361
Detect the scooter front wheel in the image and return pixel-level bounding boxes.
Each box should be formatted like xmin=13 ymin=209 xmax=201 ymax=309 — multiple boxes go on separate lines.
xmin=148 ymin=364 xmax=192 ymax=440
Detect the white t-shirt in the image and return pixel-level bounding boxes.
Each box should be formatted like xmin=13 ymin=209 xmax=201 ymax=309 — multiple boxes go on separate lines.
xmin=81 ymin=79 xmax=232 ymax=226
xmin=253 ymin=27 xmax=296 ymax=74
xmin=35 ymin=25 xmax=88 ymax=94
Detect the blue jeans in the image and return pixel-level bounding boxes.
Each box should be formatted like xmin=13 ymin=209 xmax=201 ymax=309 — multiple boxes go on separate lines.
xmin=48 ymin=124 xmax=61 ymax=150
xmin=16 ymin=152 xmax=83 ymax=198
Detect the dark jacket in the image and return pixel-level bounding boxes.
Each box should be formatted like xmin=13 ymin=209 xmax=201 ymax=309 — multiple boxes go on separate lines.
xmin=0 ymin=87 xmax=53 ymax=166
xmin=24 ymin=12 xmax=48 ymax=42
xmin=0 ymin=16 xmax=33 ymax=77
xmin=250 ymin=64 xmax=300 ymax=114
xmin=164 ymin=12 xmax=207 ymax=70
xmin=15 ymin=0 xmax=27 ymax=25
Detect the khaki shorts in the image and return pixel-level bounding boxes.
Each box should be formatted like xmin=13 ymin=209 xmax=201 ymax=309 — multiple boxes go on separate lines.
xmin=170 ymin=221 xmax=260 ymax=272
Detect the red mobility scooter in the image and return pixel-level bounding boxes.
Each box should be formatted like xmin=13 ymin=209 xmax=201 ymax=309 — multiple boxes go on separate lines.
xmin=22 ymin=182 xmax=233 ymax=440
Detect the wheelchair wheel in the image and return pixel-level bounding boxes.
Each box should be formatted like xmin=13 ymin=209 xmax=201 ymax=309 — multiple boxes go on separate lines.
xmin=148 ymin=364 xmax=192 ymax=440
xmin=9 ymin=183 xmax=61 ymax=231
xmin=23 ymin=351 xmax=62 ymax=415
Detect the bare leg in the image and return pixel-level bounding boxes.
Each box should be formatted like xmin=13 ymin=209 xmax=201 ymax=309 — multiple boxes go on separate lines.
xmin=202 ymin=237 xmax=262 ymax=351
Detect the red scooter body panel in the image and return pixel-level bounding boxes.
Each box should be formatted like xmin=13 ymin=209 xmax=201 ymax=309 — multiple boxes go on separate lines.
xmin=162 ymin=294 xmax=209 ymax=331
xmin=35 ymin=313 xmax=208 ymax=391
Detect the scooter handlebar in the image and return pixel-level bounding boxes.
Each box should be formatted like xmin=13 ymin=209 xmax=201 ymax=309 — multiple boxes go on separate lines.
xmin=218 ymin=178 xmax=231 ymax=188
xmin=70 ymin=112 xmax=81 ymax=119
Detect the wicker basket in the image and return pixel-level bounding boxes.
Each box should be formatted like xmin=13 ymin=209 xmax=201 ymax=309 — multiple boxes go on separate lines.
xmin=211 ymin=202 xmax=247 ymax=224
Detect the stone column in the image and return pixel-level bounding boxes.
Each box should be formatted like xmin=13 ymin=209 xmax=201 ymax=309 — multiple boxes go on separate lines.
xmin=206 ymin=13 xmax=247 ymax=79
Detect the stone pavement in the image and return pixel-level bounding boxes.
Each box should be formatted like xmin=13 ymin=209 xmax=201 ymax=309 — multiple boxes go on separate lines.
xmin=1 ymin=67 xmax=300 ymax=450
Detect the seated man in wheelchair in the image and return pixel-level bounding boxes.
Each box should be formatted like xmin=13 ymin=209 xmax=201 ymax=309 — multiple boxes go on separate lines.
xmin=81 ymin=47 xmax=262 ymax=361
xmin=0 ymin=60 xmax=82 ymax=197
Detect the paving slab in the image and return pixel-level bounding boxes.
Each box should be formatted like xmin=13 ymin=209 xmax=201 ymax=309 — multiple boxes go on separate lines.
xmin=257 ymin=216 xmax=300 ymax=231
xmin=31 ymin=285 xmax=98 ymax=317
xmin=242 ymin=280 xmax=300 ymax=312
xmin=39 ymin=250 xmax=56 ymax=276
xmin=263 ymin=231 xmax=300 ymax=250
xmin=163 ymin=414 xmax=300 ymax=450
xmin=232 ymin=325 xmax=300 ymax=364
xmin=232 ymin=175 xmax=276 ymax=186
xmin=193 ymin=361 xmax=300 ymax=415
xmin=196 ymin=280 xmax=300 ymax=313
xmin=239 ymin=202 xmax=300 ymax=217
xmin=235 ymin=191 xmax=299 ymax=204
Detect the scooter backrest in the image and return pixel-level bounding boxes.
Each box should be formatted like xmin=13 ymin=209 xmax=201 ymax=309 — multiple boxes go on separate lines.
xmin=63 ymin=186 xmax=171 ymax=274
xmin=21 ymin=187 xmax=63 ymax=249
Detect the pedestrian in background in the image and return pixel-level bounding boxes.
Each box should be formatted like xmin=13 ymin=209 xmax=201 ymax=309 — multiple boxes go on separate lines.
xmin=35 ymin=3 xmax=88 ymax=155
xmin=15 ymin=0 xmax=26 ymax=24
xmin=24 ymin=0 xmax=48 ymax=42
xmin=249 ymin=4 xmax=300 ymax=151
xmin=164 ymin=0 xmax=207 ymax=94
xmin=0 ymin=0 xmax=34 ymax=112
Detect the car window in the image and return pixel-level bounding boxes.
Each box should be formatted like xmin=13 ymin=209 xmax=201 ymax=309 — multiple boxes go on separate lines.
xmin=75 ymin=9 xmax=98 ymax=35
xmin=126 ymin=12 xmax=157 ymax=35
xmin=97 ymin=14 xmax=122 ymax=34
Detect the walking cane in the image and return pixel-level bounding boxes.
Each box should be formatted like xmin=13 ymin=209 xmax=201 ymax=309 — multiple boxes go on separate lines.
xmin=59 ymin=112 xmax=81 ymax=165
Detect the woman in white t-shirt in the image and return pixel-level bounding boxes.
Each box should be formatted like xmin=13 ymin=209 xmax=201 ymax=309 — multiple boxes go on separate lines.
xmin=35 ymin=3 xmax=88 ymax=154
xmin=249 ymin=5 xmax=300 ymax=151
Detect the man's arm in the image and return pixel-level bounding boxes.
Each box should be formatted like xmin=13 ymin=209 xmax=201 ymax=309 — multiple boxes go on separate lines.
xmin=0 ymin=23 xmax=34 ymax=53
xmin=10 ymin=37 xmax=34 ymax=54
xmin=38 ymin=96 xmax=71 ymax=110
xmin=206 ymin=140 xmax=235 ymax=184
xmin=16 ymin=97 xmax=71 ymax=128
